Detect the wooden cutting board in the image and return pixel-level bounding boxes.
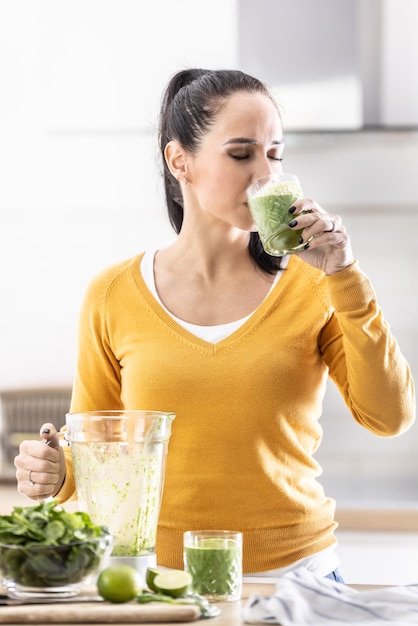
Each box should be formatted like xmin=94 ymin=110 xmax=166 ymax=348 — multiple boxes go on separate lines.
xmin=0 ymin=601 xmax=201 ymax=623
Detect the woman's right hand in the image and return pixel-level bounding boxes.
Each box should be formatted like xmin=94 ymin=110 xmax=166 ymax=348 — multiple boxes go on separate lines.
xmin=14 ymin=423 xmax=66 ymax=501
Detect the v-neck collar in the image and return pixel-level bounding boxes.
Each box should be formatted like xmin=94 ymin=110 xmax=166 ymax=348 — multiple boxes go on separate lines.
xmin=132 ymin=252 xmax=295 ymax=354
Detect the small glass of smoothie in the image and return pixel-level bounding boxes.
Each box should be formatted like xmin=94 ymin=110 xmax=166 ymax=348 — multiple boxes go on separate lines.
xmin=183 ymin=530 xmax=242 ymax=602
xmin=247 ymin=172 xmax=310 ymax=256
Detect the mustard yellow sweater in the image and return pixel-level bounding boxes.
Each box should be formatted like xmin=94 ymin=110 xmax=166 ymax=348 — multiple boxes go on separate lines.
xmin=59 ymin=253 xmax=415 ymax=572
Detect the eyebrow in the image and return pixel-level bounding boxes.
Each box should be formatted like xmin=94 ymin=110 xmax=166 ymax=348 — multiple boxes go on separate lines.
xmin=223 ymin=138 xmax=284 ymax=146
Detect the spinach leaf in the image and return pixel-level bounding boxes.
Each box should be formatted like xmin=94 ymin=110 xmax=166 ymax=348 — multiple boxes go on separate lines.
xmin=0 ymin=500 xmax=111 ymax=588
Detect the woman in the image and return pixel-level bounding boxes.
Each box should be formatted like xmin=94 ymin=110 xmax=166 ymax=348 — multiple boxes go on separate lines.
xmin=15 ymin=68 xmax=415 ymax=582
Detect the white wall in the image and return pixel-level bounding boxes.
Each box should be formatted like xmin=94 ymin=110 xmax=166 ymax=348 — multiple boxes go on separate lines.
xmin=1 ymin=1 xmax=417 ymax=504
xmin=380 ymin=0 xmax=418 ymax=125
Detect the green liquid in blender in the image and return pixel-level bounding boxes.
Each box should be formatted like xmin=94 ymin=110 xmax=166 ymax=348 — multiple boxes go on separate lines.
xmin=71 ymin=441 xmax=164 ymax=557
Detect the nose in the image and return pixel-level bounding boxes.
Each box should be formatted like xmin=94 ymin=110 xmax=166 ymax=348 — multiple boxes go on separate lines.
xmin=252 ymin=159 xmax=283 ymax=185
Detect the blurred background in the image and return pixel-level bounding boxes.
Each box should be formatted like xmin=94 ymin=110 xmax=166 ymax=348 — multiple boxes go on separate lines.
xmin=0 ymin=0 xmax=417 ymax=519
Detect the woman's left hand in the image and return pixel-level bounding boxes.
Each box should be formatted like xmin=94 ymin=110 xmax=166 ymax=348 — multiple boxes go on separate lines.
xmin=289 ymin=198 xmax=354 ymax=275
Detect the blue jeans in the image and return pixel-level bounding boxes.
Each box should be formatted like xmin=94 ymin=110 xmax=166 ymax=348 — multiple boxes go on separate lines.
xmin=325 ymin=569 xmax=345 ymax=583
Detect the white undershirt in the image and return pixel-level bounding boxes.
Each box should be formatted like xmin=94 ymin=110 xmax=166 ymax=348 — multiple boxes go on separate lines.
xmin=139 ymin=250 xmax=340 ymax=578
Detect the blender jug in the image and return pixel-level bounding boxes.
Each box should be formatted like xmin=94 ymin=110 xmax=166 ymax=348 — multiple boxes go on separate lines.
xmin=65 ymin=410 xmax=175 ymax=578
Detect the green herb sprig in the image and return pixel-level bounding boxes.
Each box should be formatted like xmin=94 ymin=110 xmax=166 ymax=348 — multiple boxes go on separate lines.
xmin=136 ymin=589 xmax=221 ymax=619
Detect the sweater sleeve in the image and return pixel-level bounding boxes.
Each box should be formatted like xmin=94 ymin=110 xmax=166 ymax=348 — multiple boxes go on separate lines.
xmin=56 ymin=267 xmax=126 ymax=504
xmin=320 ymin=261 xmax=415 ymax=436
xmin=70 ymin=269 xmax=124 ymax=413
xmin=54 ymin=445 xmax=77 ymax=504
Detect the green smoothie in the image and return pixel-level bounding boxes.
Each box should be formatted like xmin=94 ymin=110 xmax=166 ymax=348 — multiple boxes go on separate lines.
xmin=66 ymin=411 xmax=175 ymax=560
xmin=248 ymin=178 xmax=304 ymax=256
xmin=184 ymin=537 xmax=242 ymax=601
xmin=71 ymin=441 xmax=163 ymax=557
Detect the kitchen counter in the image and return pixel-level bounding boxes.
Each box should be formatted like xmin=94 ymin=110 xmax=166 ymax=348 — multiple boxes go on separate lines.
xmin=336 ymin=507 xmax=418 ymax=531
xmin=0 ymin=581 xmax=273 ymax=625
xmin=0 ymin=580 xmax=385 ymax=625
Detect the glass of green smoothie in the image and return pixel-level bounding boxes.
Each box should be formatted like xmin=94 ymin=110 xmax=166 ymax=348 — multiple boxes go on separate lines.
xmin=247 ymin=172 xmax=309 ymax=256
xmin=183 ymin=530 xmax=242 ymax=602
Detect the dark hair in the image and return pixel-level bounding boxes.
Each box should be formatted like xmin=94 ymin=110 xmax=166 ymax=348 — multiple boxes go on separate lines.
xmin=158 ymin=68 xmax=282 ymax=274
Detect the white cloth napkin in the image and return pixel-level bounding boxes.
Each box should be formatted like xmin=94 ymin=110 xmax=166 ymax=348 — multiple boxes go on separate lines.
xmin=242 ymin=567 xmax=418 ymax=625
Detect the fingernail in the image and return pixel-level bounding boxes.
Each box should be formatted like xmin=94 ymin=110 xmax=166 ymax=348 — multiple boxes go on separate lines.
xmin=288 ymin=206 xmax=296 ymax=214
xmin=298 ymin=236 xmax=304 ymax=244
xmin=288 ymin=219 xmax=298 ymax=228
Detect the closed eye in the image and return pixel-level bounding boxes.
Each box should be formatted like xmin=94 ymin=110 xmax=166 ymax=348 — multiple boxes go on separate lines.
xmin=229 ymin=154 xmax=284 ymax=162
xmin=230 ymin=154 xmax=250 ymax=160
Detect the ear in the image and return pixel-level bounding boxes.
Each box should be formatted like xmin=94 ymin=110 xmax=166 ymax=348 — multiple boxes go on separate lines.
xmin=164 ymin=140 xmax=188 ymax=183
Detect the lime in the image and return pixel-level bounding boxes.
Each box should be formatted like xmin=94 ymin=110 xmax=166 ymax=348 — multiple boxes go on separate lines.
xmin=145 ymin=566 xmax=166 ymax=592
xmin=152 ymin=569 xmax=192 ymax=598
xmin=97 ymin=564 xmax=142 ymax=603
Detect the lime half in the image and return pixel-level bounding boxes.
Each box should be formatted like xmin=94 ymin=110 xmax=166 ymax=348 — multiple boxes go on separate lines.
xmin=145 ymin=566 xmax=166 ymax=592
xmin=152 ymin=569 xmax=192 ymax=598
